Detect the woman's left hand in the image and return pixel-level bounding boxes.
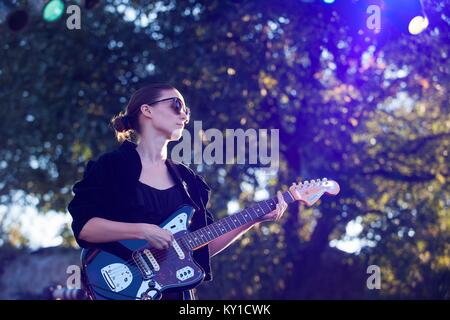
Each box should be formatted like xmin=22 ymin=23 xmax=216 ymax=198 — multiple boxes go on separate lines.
xmin=259 ymin=191 xmax=288 ymax=222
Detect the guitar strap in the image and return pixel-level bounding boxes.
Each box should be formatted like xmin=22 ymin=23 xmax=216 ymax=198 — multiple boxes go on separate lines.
xmin=167 ymin=159 xmax=204 ymax=212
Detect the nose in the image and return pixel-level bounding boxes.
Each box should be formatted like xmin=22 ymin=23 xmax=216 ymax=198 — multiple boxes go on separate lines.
xmin=180 ymin=109 xmax=189 ymax=124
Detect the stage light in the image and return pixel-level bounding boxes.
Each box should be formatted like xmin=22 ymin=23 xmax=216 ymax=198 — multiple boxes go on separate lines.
xmin=385 ymin=0 xmax=429 ymax=35
xmin=408 ymin=15 xmax=429 ymax=35
xmin=42 ymin=0 xmax=65 ymax=22
xmin=323 ymin=0 xmax=336 ymax=3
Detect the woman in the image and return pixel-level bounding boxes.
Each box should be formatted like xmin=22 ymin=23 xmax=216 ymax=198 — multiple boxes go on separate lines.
xmin=68 ymin=84 xmax=287 ymax=300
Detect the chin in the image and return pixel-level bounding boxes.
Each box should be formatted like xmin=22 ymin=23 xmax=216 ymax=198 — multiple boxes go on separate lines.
xmin=169 ymin=128 xmax=184 ymax=141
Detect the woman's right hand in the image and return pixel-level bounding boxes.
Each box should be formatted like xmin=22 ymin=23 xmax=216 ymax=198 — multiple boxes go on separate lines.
xmin=136 ymin=223 xmax=174 ymax=250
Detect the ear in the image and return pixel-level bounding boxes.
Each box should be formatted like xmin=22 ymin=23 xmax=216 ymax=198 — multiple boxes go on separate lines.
xmin=140 ymin=104 xmax=152 ymax=118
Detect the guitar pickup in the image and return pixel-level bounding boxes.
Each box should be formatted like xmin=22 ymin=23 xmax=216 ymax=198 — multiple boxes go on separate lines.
xmin=172 ymin=239 xmax=185 ymax=260
xmin=143 ymin=249 xmax=160 ymax=271
xmin=132 ymin=251 xmax=154 ymax=280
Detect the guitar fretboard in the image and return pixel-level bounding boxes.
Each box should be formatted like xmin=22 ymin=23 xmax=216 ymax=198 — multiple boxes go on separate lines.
xmin=181 ymin=191 xmax=295 ymax=250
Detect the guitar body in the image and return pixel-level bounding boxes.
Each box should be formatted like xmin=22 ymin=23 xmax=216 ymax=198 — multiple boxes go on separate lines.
xmin=81 ymin=205 xmax=205 ymax=300
xmin=80 ymin=178 xmax=340 ymax=300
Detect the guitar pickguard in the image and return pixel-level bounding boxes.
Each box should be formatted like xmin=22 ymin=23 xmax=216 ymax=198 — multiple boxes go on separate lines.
xmin=82 ymin=205 xmax=206 ymax=300
xmin=162 ymin=212 xmax=189 ymax=233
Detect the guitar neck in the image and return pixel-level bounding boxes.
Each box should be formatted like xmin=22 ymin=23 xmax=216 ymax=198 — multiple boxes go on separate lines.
xmin=182 ymin=190 xmax=296 ymax=250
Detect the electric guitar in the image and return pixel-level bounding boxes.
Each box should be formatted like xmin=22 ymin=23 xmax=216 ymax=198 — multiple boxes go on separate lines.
xmin=81 ymin=178 xmax=340 ymax=300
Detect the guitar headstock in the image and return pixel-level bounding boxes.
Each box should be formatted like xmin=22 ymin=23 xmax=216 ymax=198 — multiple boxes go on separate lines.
xmin=288 ymin=178 xmax=340 ymax=206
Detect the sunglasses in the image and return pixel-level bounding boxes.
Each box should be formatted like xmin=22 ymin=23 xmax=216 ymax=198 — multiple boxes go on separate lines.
xmin=148 ymin=97 xmax=191 ymax=121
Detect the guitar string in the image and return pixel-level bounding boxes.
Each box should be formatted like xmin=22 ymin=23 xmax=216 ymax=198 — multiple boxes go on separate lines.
xmin=102 ymin=185 xmax=309 ymax=275
xmin=102 ymin=199 xmax=277 ymax=278
xmin=85 ymin=183 xmax=327 ymax=286
xmin=93 ymin=187 xmax=305 ymax=278
xmin=104 ymin=193 xmax=298 ymax=278
xmin=104 ymin=202 xmax=278 ymax=278
xmin=103 ymin=241 xmax=192 ymax=279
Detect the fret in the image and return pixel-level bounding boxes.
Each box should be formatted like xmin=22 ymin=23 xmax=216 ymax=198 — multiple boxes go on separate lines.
xmin=179 ymin=238 xmax=190 ymax=250
xmin=285 ymin=191 xmax=295 ymax=203
xmin=241 ymin=210 xmax=250 ymax=223
xmin=181 ymin=193 xmax=291 ymax=249
xmin=204 ymin=229 xmax=211 ymax=241
xmin=196 ymin=232 xmax=204 ymax=245
xmin=224 ymin=216 xmax=235 ymax=229
xmin=217 ymin=221 xmax=226 ymax=234
xmin=267 ymin=198 xmax=276 ymax=211
xmin=231 ymin=214 xmax=242 ymax=227
xmin=212 ymin=223 xmax=221 ymax=237
xmin=210 ymin=224 xmax=220 ymax=238
xmin=259 ymin=200 xmax=272 ymax=213
xmin=234 ymin=213 xmax=244 ymax=225
xmin=249 ymin=207 xmax=260 ymax=219
xmin=205 ymin=227 xmax=214 ymax=240
xmin=256 ymin=203 xmax=267 ymax=216
xmin=224 ymin=219 xmax=232 ymax=232
xmin=191 ymin=233 xmax=201 ymax=247
xmin=199 ymin=229 xmax=208 ymax=242
xmin=186 ymin=234 xmax=196 ymax=248
xmin=247 ymin=208 xmax=257 ymax=220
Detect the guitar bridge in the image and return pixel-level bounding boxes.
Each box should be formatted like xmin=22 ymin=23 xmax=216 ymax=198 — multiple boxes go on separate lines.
xmin=100 ymin=263 xmax=133 ymax=292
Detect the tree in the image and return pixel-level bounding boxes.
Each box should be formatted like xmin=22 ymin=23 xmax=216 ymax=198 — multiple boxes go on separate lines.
xmin=0 ymin=0 xmax=448 ymax=298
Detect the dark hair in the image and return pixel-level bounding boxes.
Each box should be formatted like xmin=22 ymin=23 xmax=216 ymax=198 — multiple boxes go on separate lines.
xmin=110 ymin=83 xmax=176 ymax=143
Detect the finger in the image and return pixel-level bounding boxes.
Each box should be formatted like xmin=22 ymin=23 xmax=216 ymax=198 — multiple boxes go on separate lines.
xmin=167 ymin=232 xmax=174 ymax=241
xmin=275 ymin=205 xmax=281 ymax=221
xmin=277 ymin=191 xmax=283 ymax=203
xmin=273 ymin=204 xmax=281 ymax=219
xmin=164 ymin=230 xmax=174 ymax=241
xmin=278 ymin=191 xmax=288 ymax=207
xmin=276 ymin=192 xmax=284 ymax=211
xmin=160 ymin=240 xmax=169 ymax=250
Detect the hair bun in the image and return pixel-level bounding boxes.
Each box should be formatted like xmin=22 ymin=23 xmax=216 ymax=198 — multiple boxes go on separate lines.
xmin=111 ymin=113 xmax=129 ymax=133
xmin=122 ymin=115 xmax=130 ymax=131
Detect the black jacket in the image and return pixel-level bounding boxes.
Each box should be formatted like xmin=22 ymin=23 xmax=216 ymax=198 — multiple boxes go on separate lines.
xmin=67 ymin=139 xmax=214 ymax=281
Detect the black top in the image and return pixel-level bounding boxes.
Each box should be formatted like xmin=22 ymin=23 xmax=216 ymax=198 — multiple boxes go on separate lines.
xmin=136 ymin=181 xmax=190 ymax=225
xmin=136 ymin=181 xmax=193 ymax=300
xmin=68 ymin=140 xmax=215 ymax=289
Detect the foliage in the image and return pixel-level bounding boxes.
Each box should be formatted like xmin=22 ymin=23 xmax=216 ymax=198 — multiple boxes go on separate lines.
xmin=0 ymin=0 xmax=448 ymax=298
